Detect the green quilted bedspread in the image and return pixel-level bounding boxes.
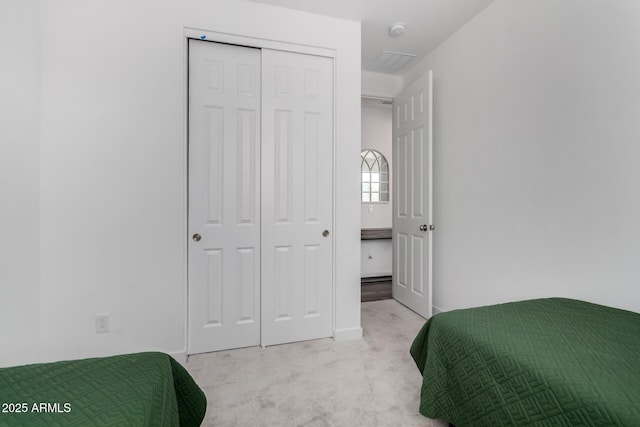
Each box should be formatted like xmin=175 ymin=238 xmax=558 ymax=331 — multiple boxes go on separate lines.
xmin=0 ymin=352 xmax=206 ymax=426
xmin=410 ymin=298 xmax=640 ymax=426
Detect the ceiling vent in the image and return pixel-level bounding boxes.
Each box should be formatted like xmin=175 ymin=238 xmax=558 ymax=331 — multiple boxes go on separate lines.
xmin=368 ymin=51 xmax=416 ymax=74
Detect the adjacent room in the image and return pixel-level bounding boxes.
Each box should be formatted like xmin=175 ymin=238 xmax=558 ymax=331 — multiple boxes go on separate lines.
xmin=2 ymin=0 xmax=639 ymax=425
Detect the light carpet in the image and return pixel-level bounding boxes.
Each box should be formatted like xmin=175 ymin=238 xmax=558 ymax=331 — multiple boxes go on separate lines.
xmin=186 ymin=299 xmax=447 ymax=427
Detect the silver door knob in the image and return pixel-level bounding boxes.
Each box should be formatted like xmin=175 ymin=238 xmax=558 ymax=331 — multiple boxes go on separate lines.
xmin=192 ymin=233 xmax=201 ymax=242
xmin=419 ymin=224 xmax=428 ymax=232
xmin=322 ymin=230 xmax=330 ymax=237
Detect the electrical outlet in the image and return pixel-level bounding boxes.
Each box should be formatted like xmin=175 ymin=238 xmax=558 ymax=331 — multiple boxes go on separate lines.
xmin=95 ymin=314 xmax=110 ymax=333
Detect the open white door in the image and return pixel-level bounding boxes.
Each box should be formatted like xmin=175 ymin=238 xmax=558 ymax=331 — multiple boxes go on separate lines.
xmin=392 ymin=71 xmax=433 ymax=318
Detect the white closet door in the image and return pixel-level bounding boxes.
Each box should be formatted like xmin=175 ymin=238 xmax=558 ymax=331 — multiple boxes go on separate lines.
xmin=188 ymin=40 xmax=261 ymax=354
xmin=261 ymin=49 xmax=334 ymax=346
xmin=393 ymin=71 xmax=433 ymax=318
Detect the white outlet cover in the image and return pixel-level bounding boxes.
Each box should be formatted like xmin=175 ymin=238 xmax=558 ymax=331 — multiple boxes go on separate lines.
xmin=95 ymin=314 xmax=110 ymax=333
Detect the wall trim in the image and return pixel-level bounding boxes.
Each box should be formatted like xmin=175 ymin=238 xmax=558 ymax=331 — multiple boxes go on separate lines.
xmin=432 ymin=305 xmax=444 ymax=315
xmin=334 ymin=327 xmax=363 ymax=342
xmin=361 ymin=271 xmax=392 ymax=278
xmin=184 ymin=27 xmax=335 ymax=58
xmin=170 ymin=351 xmax=187 ymax=366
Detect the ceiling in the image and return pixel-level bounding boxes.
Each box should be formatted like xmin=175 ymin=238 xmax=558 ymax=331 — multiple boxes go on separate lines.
xmin=246 ymin=0 xmax=494 ymax=75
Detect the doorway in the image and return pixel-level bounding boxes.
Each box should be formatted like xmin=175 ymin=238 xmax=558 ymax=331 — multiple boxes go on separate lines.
xmin=360 ymin=97 xmax=394 ymax=302
xmin=360 ymin=71 xmax=433 ymax=319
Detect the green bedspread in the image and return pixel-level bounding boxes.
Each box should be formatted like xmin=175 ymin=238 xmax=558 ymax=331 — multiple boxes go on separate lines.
xmin=0 ymin=352 xmax=206 ymax=426
xmin=410 ymin=298 xmax=640 ymax=426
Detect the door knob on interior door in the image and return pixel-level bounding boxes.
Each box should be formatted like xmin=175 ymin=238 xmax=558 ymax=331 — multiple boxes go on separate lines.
xmin=419 ymin=224 xmax=428 ymax=232
xmin=192 ymin=233 xmax=201 ymax=242
xmin=322 ymin=230 xmax=330 ymax=237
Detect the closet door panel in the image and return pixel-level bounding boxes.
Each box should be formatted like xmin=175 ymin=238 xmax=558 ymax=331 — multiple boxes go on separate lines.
xmin=261 ymin=49 xmax=334 ymax=346
xmin=188 ymin=40 xmax=261 ymax=354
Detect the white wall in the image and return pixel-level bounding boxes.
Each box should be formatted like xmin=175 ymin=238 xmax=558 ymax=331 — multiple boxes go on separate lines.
xmin=0 ymin=0 xmax=41 ymax=367
xmin=29 ymin=0 xmax=361 ymax=364
xmin=404 ymin=0 xmax=640 ymax=313
xmin=362 ymin=70 xmax=402 ymax=99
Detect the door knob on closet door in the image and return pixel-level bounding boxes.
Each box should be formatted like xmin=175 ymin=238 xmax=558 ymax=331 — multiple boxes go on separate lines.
xmin=322 ymin=230 xmax=330 ymax=237
xmin=192 ymin=233 xmax=202 ymax=242
xmin=419 ymin=224 xmax=428 ymax=232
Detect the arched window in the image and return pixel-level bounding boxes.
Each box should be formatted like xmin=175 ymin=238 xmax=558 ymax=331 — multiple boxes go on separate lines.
xmin=361 ymin=149 xmax=389 ymax=202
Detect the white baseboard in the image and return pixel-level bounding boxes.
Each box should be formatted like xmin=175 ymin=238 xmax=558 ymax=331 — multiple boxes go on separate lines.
xmin=432 ymin=305 xmax=444 ymax=315
xmin=333 ymin=327 xmax=363 ymax=342
xmin=170 ymin=351 xmax=187 ymax=366
xmin=361 ymin=271 xmax=392 ymax=278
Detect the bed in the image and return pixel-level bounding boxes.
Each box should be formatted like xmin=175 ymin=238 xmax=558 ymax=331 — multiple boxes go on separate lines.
xmin=410 ymin=298 xmax=640 ymax=426
xmin=0 ymin=352 xmax=206 ymax=426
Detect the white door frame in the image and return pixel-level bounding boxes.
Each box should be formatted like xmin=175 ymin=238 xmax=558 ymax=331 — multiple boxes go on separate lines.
xmin=183 ymin=28 xmax=338 ymax=354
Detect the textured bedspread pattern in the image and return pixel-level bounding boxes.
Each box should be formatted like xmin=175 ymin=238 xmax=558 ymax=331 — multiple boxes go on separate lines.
xmin=410 ymin=298 xmax=640 ymax=426
xmin=0 ymin=352 xmax=206 ymax=426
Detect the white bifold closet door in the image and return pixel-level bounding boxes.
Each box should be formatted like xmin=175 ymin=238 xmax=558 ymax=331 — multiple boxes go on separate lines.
xmin=188 ymin=40 xmax=333 ymax=354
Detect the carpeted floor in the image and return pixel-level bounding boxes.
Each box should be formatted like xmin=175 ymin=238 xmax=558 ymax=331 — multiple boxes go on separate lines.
xmin=186 ymin=299 xmax=447 ymax=427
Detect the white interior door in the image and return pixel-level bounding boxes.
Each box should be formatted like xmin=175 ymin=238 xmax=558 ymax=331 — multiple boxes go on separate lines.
xmin=188 ymin=40 xmax=261 ymax=354
xmin=261 ymin=49 xmax=334 ymax=346
xmin=392 ymin=71 xmax=433 ymax=318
